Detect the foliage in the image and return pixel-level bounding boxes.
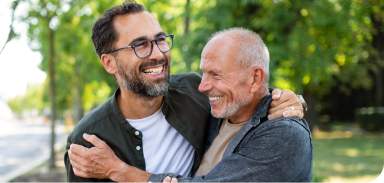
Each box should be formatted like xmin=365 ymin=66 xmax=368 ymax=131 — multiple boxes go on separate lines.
xmin=6 ymin=0 xmax=384 ymax=120
xmin=177 ymin=0 xmax=383 ymax=96
xmin=356 ymin=107 xmax=384 ymax=131
xmin=7 ymin=83 xmax=47 ymax=117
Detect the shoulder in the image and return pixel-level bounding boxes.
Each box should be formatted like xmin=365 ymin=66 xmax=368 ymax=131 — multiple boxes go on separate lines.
xmin=67 ymin=97 xmax=114 ymax=146
xmin=169 ymin=72 xmax=202 ymax=89
xmin=243 ymin=117 xmax=312 ymax=152
xmin=168 ymin=72 xmax=207 ymax=105
xmin=241 ymin=117 xmax=313 ymax=181
xmin=257 ymin=117 xmax=311 ymax=137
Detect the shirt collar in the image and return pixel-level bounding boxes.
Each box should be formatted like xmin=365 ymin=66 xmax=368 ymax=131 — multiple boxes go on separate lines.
xmin=250 ymin=94 xmax=273 ymax=126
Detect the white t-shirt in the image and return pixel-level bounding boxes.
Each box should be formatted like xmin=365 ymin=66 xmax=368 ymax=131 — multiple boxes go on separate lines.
xmin=127 ymin=106 xmax=194 ymax=176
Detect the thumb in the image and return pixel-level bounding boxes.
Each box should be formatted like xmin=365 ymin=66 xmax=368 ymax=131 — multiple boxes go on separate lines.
xmin=271 ymin=89 xmax=282 ymax=100
xmin=83 ymin=133 xmax=105 ymax=148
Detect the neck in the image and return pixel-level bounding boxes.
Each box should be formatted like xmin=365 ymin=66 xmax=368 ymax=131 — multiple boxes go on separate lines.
xmin=117 ymin=87 xmax=163 ymax=119
xmin=228 ymin=87 xmax=269 ymax=124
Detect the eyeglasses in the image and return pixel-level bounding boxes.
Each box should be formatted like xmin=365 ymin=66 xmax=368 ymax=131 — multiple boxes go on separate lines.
xmin=106 ymin=34 xmax=174 ymax=58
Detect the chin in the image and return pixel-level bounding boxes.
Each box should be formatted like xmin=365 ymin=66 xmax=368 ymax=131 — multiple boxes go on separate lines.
xmin=211 ymin=109 xmax=224 ymax=118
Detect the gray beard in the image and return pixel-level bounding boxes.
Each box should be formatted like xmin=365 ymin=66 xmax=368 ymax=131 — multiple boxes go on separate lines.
xmin=116 ymin=57 xmax=170 ymax=100
xmin=207 ymin=87 xmax=252 ymax=119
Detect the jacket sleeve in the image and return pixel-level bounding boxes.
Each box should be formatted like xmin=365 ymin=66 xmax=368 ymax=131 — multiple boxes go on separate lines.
xmin=149 ymin=118 xmax=313 ymax=182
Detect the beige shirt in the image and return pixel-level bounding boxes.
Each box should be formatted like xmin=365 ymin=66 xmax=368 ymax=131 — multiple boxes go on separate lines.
xmin=195 ymin=119 xmax=247 ymax=177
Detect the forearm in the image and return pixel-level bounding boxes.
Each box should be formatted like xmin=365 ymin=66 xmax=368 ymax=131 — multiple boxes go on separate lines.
xmin=109 ymin=161 xmax=152 ymax=182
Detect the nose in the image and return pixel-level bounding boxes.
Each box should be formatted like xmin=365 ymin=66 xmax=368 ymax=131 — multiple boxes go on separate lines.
xmin=198 ymin=75 xmax=213 ymax=93
xmin=147 ymin=41 xmax=164 ymax=61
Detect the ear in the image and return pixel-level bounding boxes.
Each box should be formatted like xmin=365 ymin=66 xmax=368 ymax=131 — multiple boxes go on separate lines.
xmin=101 ymin=53 xmax=118 ymax=75
xmin=250 ymin=66 xmax=265 ymax=93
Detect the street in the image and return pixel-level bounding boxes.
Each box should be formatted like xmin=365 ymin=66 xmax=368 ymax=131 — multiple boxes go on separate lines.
xmin=0 ymin=119 xmax=68 ymax=182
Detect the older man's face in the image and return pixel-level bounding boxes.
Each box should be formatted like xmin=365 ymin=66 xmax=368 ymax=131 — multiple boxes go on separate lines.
xmin=198 ymin=37 xmax=252 ymax=118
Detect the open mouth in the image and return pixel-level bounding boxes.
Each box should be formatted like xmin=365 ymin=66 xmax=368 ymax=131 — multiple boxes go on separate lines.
xmin=208 ymin=96 xmax=222 ymax=101
xmin=142 ymin=65 xmax=164 ymax=75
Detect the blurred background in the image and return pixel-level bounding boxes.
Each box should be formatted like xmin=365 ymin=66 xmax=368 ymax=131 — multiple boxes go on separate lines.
xmin=0 ymin=0 xmax=383 ymax=182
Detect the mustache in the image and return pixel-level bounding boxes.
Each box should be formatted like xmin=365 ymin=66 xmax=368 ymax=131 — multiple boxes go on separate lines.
xmin=139 ymin=58 xmax=168 ymax=70
xmin=204 ymin=91 xmax=222 ymax=97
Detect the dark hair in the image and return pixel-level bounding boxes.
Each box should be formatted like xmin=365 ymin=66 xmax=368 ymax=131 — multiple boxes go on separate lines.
xmin=92 ymin=0 xmax=145 ymax=58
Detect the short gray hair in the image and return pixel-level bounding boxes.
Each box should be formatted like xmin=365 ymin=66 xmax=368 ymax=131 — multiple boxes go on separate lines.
xmin=209 ymin=27 xmax=270 ymax=87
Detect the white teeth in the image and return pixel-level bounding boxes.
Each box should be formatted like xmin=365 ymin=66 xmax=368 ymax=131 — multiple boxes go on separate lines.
xmin=209 ymin=96 xmax=222 ymax=101
xmin=143 ymin=66 xmax=163 ymax=75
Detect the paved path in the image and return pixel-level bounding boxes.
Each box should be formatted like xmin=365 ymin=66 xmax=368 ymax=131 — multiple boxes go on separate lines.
xmin=0 ymin=119 xmax=68 ymax=182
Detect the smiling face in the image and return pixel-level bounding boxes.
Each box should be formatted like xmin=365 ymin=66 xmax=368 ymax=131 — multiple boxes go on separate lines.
xmin=112 ymin=11 xmax=171 ymax=99
xmin=198 ymin=36 xmax=252 ymax=119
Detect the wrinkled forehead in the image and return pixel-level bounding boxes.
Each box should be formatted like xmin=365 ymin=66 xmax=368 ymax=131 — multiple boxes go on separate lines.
xmin=200 ymin=36 xmax=237 ymax=71
xmin=113 ymin=11 xmax=164 ymax=42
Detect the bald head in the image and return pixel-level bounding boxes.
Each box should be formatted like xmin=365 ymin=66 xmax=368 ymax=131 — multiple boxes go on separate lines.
xmin=206 ymin=28 xmax=270 ymax=87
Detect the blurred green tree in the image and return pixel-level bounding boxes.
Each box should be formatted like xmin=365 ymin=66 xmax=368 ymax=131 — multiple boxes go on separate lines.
xmin=7 ymin=0 xmax=383 ymax=132
xmin=176 ymin=0 xmax=383 ymax=128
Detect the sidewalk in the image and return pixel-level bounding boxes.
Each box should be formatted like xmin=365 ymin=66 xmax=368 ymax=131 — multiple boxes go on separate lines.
xmin=0 ymin=119 xmax=68 ymax=182
xmin=10 ymin=147 xmax=67 ymax=182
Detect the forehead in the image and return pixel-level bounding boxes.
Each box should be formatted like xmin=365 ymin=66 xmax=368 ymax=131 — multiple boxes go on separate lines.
xmin=200 ymin=37 xmax=237 ymax=71
xmin=113 ymin=11 xmax=163 ymax=42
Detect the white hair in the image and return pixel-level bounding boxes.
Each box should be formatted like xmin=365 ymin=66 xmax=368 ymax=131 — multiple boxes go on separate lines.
xmin=209 ymin=27 xmax=270 ymax=87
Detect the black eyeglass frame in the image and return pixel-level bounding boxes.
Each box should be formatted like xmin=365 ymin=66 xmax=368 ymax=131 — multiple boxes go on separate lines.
xmin=106 ymin=34 xmax=174 ymax=58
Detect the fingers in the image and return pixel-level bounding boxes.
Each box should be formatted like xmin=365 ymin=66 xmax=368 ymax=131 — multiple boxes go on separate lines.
xmin=283 ymin=109 xmax=304 ymax=119
xmin=68 ymin=149 xmax=93 ymax=172
xmin=68 ymin=149 xmax=82 ymax=165
xmin=162 ymin=177 xmax=178 ymax=183
xmin=163 ymin=176 xmax=172 ymax=183
xmin=73 ymin=166 xmax=90 ymax=178
xmin=83 ymin=133 xmax=106 ymax=148
xmin=71 ymin=156 xmax=90 ymax=178
xmin=172 ymin=178 xmax=178 ymax=183
xmin=268 ymin=105 xmax=304 ymax=120
xmin=271 ymin=89 xmax=282 ymax=100
xmin=70 ymin=143 xmax=89 ymax=157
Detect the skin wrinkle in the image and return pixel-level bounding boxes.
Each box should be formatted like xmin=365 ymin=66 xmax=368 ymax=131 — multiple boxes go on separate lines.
xmin=199 ymin=37 xmax=256 ymax=120
xmin=208 ymin=28 xmax=270 ymax=87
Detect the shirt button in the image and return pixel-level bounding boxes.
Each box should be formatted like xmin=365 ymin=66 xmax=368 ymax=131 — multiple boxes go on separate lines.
xmin=135 ymin=131 xmax=140 ymax=135
xmin=136 ymin=146 xmax=141 ymax=151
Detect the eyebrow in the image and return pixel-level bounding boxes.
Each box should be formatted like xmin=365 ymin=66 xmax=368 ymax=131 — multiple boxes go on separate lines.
xmin=208 ymin=70 xmax=220 ymax=75
xmin=128 ymin=31 xmax=166 ymax=46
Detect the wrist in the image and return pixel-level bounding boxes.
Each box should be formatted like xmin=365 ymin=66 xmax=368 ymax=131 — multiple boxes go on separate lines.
xmin=109 ymin=161 xmax=130 ymax=182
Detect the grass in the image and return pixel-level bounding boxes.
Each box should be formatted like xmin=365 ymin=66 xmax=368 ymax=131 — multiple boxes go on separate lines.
xmin=312 ymin=131 xmax=384 ymax=182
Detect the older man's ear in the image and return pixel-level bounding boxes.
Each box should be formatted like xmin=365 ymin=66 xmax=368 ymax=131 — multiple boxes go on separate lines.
xmin=249 ymin=66 xmax=266 ymax=93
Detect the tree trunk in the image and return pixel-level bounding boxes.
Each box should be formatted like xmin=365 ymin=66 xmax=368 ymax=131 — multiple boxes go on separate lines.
xmin=47 ymin=19 xmax=56 ymax=169
xmin=303 ymin=90 xmax=317 ymax=130
xmin=375 ymin=66 xmax=383 ymax=106
xmin=74 ymin=66 xmax=84 ymax=123
xmin=371 ymin=15 xmax=384 ymax=106
xmin=184 ymin=0 xmax=190 ymax=35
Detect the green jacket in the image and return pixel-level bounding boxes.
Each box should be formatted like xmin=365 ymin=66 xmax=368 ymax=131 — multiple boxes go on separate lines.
xmin=64 ymin=72 xmax=211 ymax=182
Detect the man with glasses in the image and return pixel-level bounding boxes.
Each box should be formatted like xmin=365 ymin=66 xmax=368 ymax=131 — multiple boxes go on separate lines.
xmin=65 ymin=1 xmax=306 ymax=182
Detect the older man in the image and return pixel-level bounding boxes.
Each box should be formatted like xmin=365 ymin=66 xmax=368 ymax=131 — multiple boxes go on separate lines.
xmin=66 ymin=1 xmax=308 ymax=182
xmin=159 ymin=28 xmax=313 ymax=182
